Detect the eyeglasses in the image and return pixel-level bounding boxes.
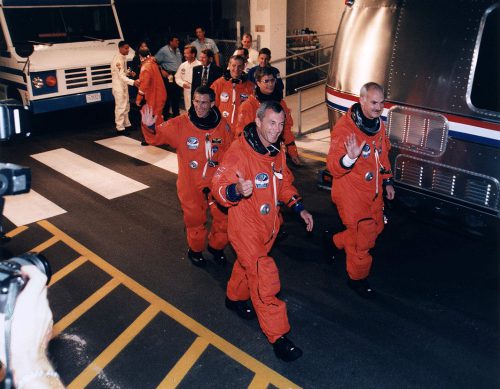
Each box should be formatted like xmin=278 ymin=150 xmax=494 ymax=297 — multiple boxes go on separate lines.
xmin=260 ymin=78 xmax=276 ymax=84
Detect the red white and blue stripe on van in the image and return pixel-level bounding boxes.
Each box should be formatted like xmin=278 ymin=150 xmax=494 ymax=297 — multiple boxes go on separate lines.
xmin=326 ymin=87 xmax=500 ymax=148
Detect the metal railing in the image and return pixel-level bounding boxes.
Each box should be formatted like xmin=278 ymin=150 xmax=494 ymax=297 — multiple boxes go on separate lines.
xmin=294 ymin=79 xmax=328 ymax=136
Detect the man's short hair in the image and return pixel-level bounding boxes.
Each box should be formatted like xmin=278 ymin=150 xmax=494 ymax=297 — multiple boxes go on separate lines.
xmin=256 ymin=100 xmax=283 ymax=121
xmin=201 ymin=49 xmax=214 ymax=58
xmin=360 ymin=82 xmax=384 ymax=97
xmin=193 ymin=86 xmax=215 ymax=102
xmin=229 ymin=55 xmax=245 ymax=65
xmin=242 ymin=32 xmax=253 ymax=41
xmin=118 ymin=41 xmax=128 ymax=48
xmin=254 ymin=66 xmax=274 ymax=82
xmin=195 ymin=26 xmax=206 ymax=33
xmin=184 ymin=45 xmax=197 ymax=56
xmin=259 ymin=48 xmax=271 ymax=57
xmin=168 ymin=35 xmax=179 ymax=43
xmin=236 ymin=47 xmax=249 ymax=58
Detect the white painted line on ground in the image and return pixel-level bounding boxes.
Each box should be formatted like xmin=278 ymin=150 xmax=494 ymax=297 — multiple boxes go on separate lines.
xmin=31 ymin=148 xmax=149 ymax=199
xmin=95 ymin=136 xmax=179 ymax=174
xmin=3 ymin=190 xmax=66 ymax=226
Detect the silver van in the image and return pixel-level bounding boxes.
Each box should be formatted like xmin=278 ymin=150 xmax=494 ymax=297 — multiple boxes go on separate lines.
xmin=324 ymin=0 xmax=499 ymax=230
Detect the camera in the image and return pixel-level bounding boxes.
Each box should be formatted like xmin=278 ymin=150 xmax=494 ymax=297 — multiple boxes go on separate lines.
xmin=0 ymin=98 xmax=31 ymax=240
xmin=0 ymin=163 xmax=31 ymax=197
xmin=0 ymin=253 xmax=52 ymax=314
xmin=0 ymin=99 xmax=30 ymax=141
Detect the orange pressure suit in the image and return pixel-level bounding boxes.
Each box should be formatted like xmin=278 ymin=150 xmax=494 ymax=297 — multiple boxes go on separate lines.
xmin=136 ymin=57 xmax=167 ymax=127
xmin=212 ymin=124 xmax=304 ymax=343
xmin=142 ymin=107 xmax=232 ymax=253
xmin=326 ymin=105 xmax=393 ymax=280
xmin=236 ymin=94 xmax=299 ymax=160
xmin=211 ymin=74 xmax=254 ymax=132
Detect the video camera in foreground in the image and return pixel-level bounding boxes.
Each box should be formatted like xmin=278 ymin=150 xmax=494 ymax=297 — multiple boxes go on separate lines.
xmin=0 ymin=253 xmax=52 ymax=314
xmin=0 ymin=99 xmax=31 ymax=197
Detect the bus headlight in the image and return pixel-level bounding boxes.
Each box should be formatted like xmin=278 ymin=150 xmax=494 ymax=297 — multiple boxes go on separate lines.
xmin=30 ymin=71 xmax=58 ymax=95
xmin=32 ymin=76 xmax=44 ymax=89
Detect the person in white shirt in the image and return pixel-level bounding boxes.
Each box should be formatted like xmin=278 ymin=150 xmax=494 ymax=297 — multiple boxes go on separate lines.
xmin=111 ymin=41 xmax=139 ymax=135
xmin=175 ymin=45 xmax=201 ymax=111
xmin=191 ymin=26 xmax=220 ymax=67
xmin=233 ymin=33 xmax=258 ymax=68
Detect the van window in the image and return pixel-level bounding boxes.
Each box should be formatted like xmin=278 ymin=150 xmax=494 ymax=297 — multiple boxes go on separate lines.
xmin=470 ymin=5 xmax=499 ymax=113
xmin=4 ymin=6 xmax=120 ymax=44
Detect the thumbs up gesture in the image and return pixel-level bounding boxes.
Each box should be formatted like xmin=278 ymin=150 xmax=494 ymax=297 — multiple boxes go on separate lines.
xmin=235 ymin=171 xmax=253 ymax=197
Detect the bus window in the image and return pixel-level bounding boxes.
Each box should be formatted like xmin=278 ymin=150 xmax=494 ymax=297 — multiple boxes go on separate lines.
xmin=470 ymin=5 xmax=499 ymax=113
xmin=4 ymin=6 xmax=120 ymax=45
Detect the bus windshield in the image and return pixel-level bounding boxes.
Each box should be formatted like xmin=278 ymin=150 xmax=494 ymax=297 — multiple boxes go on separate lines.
xmin=4 ymin=6 xmax=120 ymax=44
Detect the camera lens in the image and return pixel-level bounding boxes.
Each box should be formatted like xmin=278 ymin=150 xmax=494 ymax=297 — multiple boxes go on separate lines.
xmin=11 ymin=253 xmax=52 ymax=285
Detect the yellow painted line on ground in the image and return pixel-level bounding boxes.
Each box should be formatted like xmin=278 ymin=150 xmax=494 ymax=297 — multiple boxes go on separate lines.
xmin=248 ymin=373 xmax=271 ymax=389
xmin=31 ymin=235 xmax=60 ymax=253
xmin=38 ymin=220 xmax=301 ymax=389
xmin=52 ymin=278 xmax=121 ymax=337
xmin=5 ymin=225 xmax=28 ymax=238
xmin=68 ymin=304 xmax=160 ymax=389
xmin=157 ymin=336 xmax=209 ymax=388
xmin=49 ymin=255 xmax=88 ymax=286
xmin=299 ymin=151 xmax=327 ymax=163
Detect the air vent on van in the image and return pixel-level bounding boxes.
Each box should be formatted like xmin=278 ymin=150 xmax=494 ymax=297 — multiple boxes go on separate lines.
xmin=65 ymin=67 xmax=88 ymax=89
xmin=91 ymin=65 xmax=111 ymax=85
xmin=387 ymin=106 xmax=448 ymax=157
xmin=395 ymin=155 xmax=499 ymax=210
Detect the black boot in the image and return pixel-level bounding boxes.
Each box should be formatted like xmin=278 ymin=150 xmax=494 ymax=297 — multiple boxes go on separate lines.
xmin=347 ymin=277 xmax=375 ymax=299
xmin=225 ymin=297 xmax=256 ymax=320
xmin=187 ymin=249 xmax=206 ymax=267
xmin=207 ymin=245 xmax=227 ymax=265
xmin=272 ymin=336 xmax=303 ymax=362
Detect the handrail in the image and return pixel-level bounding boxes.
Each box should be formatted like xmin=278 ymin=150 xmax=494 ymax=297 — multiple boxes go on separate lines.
xmin=282 ymin=63 xmax=329 ymax=80
xmin=286 ymin=32 xmax=336 ymax=39
xmin=272 ymin=45 xmax=334 ymax=64
xmin=294 ymin=80 xmax=328 ymax=136
xmin=295 ymin=79 xmax=327 ymax=92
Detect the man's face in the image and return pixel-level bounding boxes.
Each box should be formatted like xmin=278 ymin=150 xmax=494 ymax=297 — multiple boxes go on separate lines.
xmin=241 ymin=36 xmax=252 ymax=49
xmin=169 ymin=38 xmax=180 ymax=49
xmin=255 ymin=109 xmax=285 ymax=147
xmin=200 ymin=53 xmax=211 ymax=67
xmin=359 ymin=89 xmax=384 ymax=120
xmin=256 ymin=75 xmax=276 ymax=95
xmin=119 ymin=44 xmax=130 ymax=56
xmin=193 ymin=93 xmax=214 ymax=118
xmin=195 ymin=28 xmax=205 ymax=40
xmin=228 ymin=58 xmax=244 ymax=79
xmin=184 ymin=48 xmax=195 ymax=62
xmin=258 ymin=53 xmax=270 ymax=67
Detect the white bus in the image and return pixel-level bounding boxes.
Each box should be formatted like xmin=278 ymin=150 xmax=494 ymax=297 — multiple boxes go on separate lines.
xmin=0 ymin=0 xmax=131 ymax=114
